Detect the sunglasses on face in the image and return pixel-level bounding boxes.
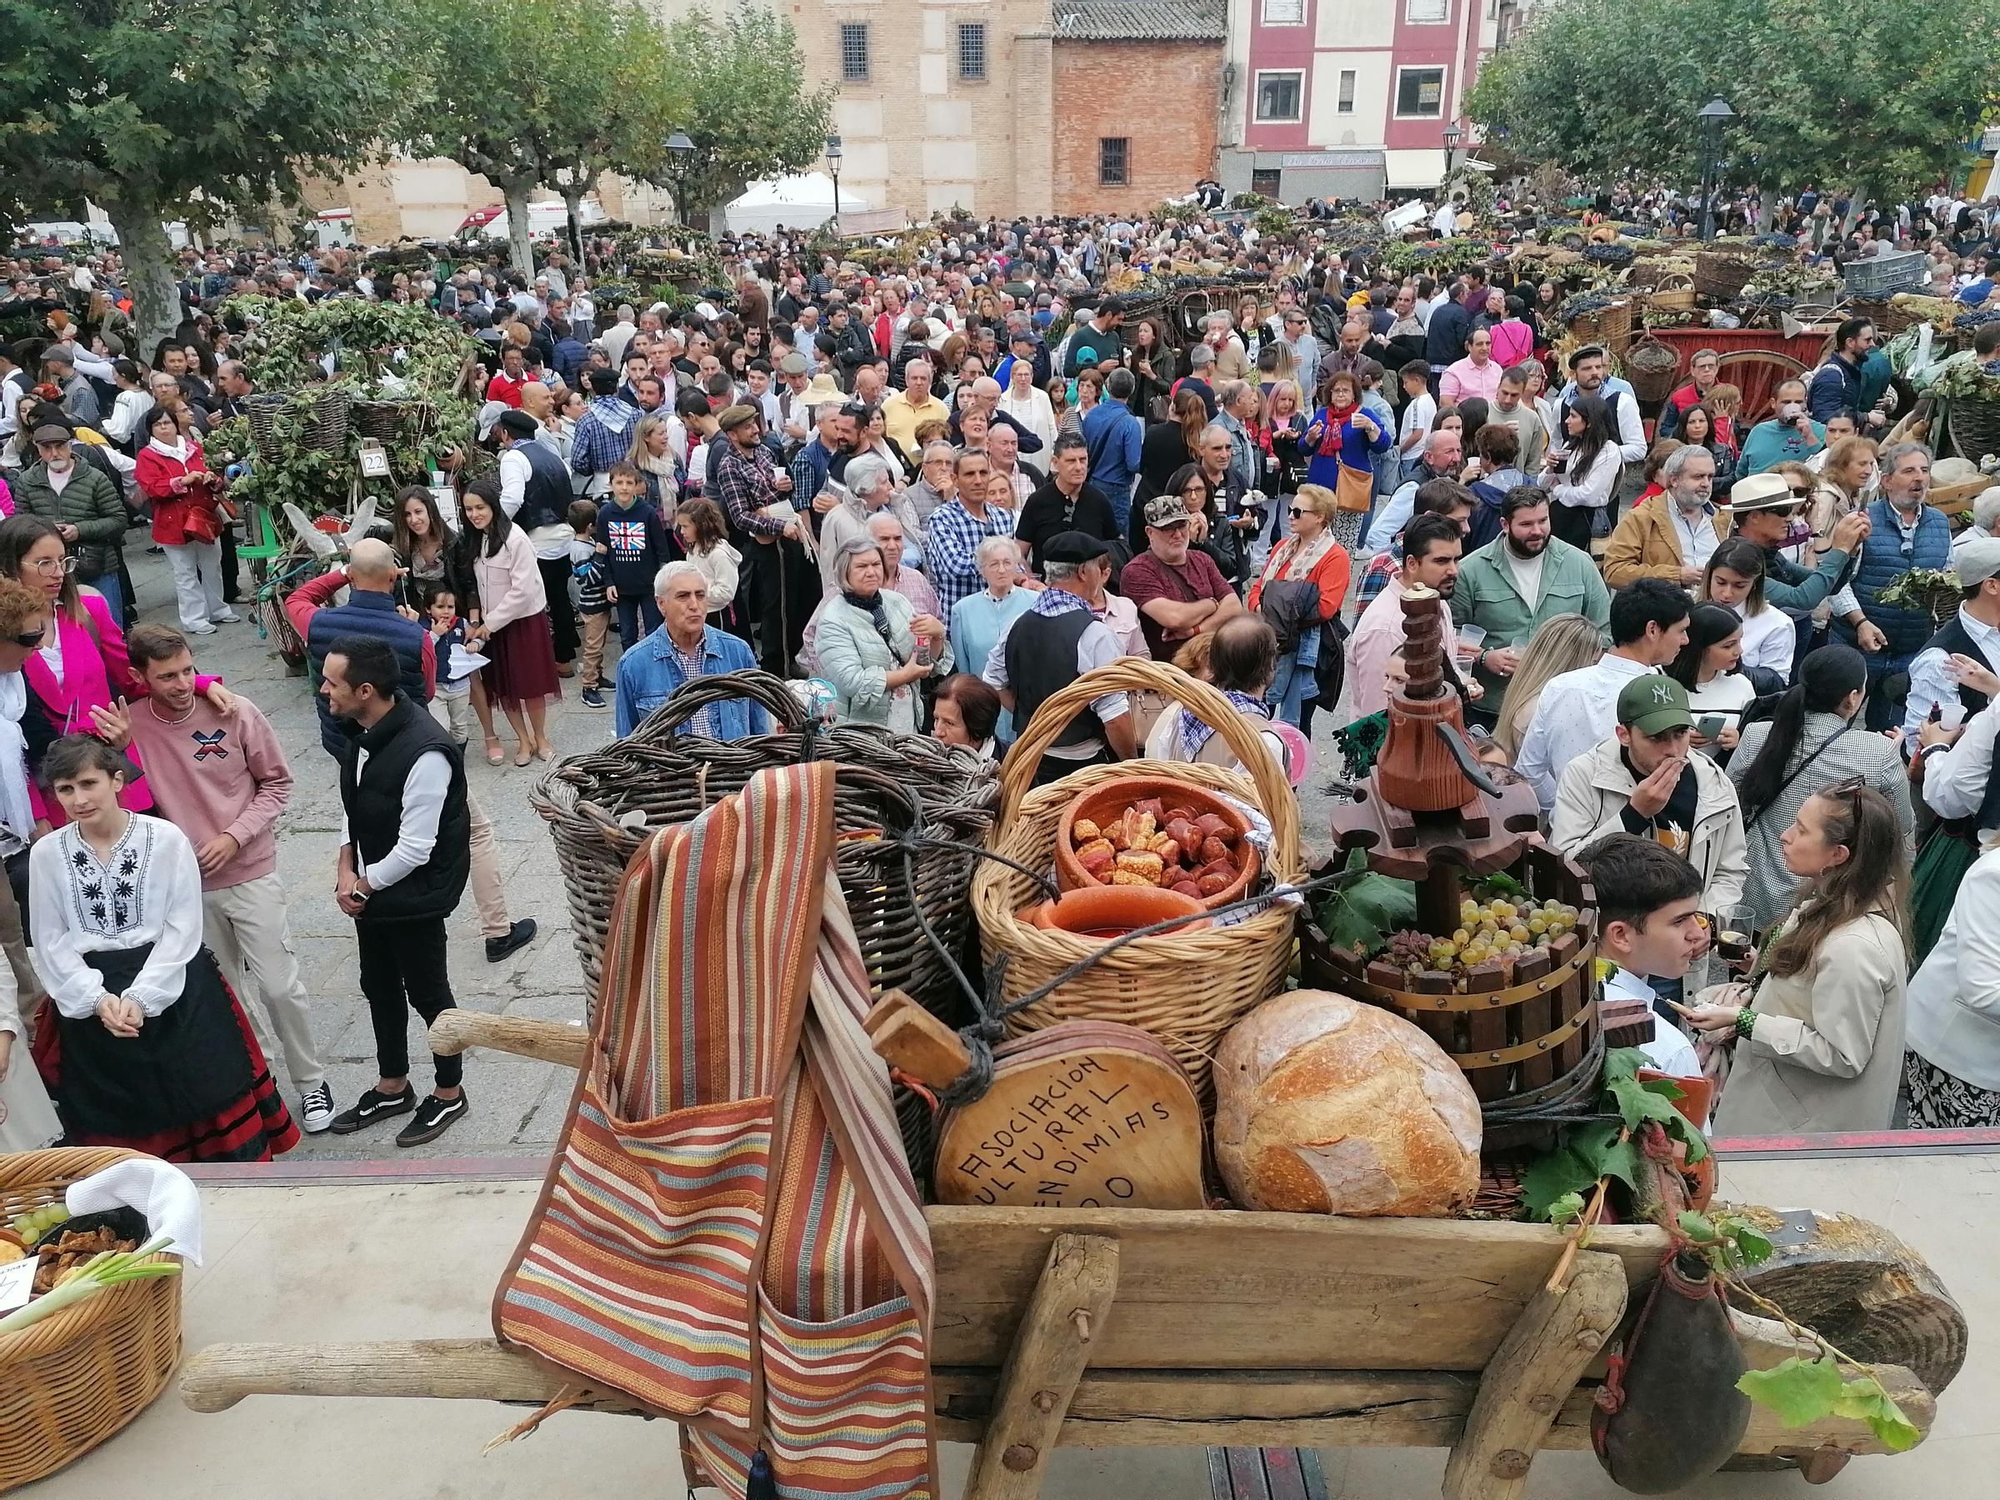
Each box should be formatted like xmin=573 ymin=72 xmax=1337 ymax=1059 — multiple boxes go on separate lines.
xmin=12 ymin=623 xmax=45 ymax=648
xmin=1788 ymin=486 xmax=1813 ymax=499
xmin=1289 ymin=505 xmax=1310 ymax=517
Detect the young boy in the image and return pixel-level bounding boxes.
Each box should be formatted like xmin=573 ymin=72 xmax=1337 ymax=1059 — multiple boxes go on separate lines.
xmin=595 ymin=460 xmax=671 ymax=653
xmin=1396 ymin=361 xmax=1436 ymax=484
xmin=569 ymin=498 xmax=614 ymax=710
xmin=1578 ymin=834 xmax=1706 ymax=1083
xmin=425 ymin=586 xmax=476 ymax=745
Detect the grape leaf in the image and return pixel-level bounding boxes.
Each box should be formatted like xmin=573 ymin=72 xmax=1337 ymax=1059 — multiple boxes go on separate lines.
xmin=1728 ymin=1220 xmax=1774 ymax=1266
xmin=1570 ymin=1120 xmax=1642 ymax=1190
xmin=1830 ymin=1376 xmax=1923 ymax=1453
xmin=1679 ymin=1209 xmax=1719 ymax=1244
xmin=1737 ymin=1355 xmax=1845 ymax=1427
xmin=1603 ymin=1046 xmax=1648 ymax=1085
xmin=1521 ymin=1150 xmax=1600 ymax=1219
xmin=1547 ymin=1191 xmax=1587 ymax=1229
xmin=1609 ymin=1073 xmax=1684 ymax=1132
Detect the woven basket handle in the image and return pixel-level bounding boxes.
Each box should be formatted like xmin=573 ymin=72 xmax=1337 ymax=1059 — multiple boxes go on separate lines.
xmin=629 ymin=667 xmax=806 ymax=746
xmin=998 ymin=655 xmax=1301 ymax=872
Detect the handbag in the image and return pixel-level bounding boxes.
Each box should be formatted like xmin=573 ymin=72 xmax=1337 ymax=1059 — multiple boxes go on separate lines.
xmin=1334 ymin=461 xmax=1373 ymax=513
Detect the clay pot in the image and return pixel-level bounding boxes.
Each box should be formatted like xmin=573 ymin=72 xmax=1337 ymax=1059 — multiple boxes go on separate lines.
xmin=1022 ymin=885 xmax=1210 ymax=941
xmin=1053 ymin=775 xmax=1258 ymax=909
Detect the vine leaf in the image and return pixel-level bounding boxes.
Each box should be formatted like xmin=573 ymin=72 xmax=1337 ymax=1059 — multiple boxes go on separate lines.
xmin=1546 ymin=1191 xmax=1587 ymax=1230
xmin=1738 ymin=1354 xmax=1844 ymax=1427
xmin=1830 ymin=1375 xmax=1923 ymax=1453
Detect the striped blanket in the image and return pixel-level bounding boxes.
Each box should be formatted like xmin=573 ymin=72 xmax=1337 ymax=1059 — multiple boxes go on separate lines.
xmin=494 ymin=762 xmax=937 ymax=1498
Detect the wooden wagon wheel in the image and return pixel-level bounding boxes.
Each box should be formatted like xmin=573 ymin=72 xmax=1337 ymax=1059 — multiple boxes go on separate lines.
xmin=1713 ymin=349 xmax=1810 ymax=424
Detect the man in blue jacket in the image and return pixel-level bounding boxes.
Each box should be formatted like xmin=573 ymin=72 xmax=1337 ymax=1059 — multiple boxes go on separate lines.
xmin=616 ymin=562 xmax=769 ymax=739
xmin=1081 ymin=368 xmax=1143 ymax=535
xmin=1808 ymin=317 xmax=1885 ymax=433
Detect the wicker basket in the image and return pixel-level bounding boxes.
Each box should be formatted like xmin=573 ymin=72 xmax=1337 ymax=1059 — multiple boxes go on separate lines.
xmin=304 ymin=386 xmax=352 ymax=454
xmin=1623 ymin=332 xmax=1682 ymax=405
xmin=0 ymin=1148 xmax=182 ymax=1492
xmin=1569 ymin=298 xmax=1633 ymax=358
xmin=972 ymin=660 xmax=1301 ymax=1099
xmin=1945 ymin=398 xmax=2000 ymax=465
xmin=530 ymin=671 xmax=999 ymax=1015
xmin=1693 ymin=251 xmax=1758 ymax=301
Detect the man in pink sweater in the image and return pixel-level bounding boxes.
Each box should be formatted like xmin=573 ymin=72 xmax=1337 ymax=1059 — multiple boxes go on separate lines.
xmin=91 ymin=624 xmax=334 ymax=1134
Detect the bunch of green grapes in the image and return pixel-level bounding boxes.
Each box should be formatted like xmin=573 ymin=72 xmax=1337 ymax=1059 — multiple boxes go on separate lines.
xmin=1453 ymin=896 xmax=1582 ymax=968
xmin=9 ymin=1203 xmax=69 ymax=1247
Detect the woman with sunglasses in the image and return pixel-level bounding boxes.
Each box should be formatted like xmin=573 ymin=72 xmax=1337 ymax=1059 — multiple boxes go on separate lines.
xmin=1679 ymin=778 xmax=1909 ymax=1135
xmin=0 ymin=516 xmax=231 ymax=830
xmin=1247 ymin=484 xmax=1350 ymax=732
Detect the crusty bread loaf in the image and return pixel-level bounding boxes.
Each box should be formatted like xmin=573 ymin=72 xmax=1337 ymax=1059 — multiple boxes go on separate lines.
xmin=1213 ymin=989 xmax=1481 ymax=1216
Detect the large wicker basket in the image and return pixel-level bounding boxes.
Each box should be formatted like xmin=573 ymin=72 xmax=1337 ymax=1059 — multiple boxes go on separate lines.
xmin=0 ymin=1148 xmax=182 ymax=1492
xmin=531 ymin=670 xmax=999 ymax=1016
xmin=1693 ymin=250 xmax=1758 ymax=301
xmin=972 ymin=660 xmax=1301 ymax=1099
xmin=1569 ymin=299 xmax=1633 ymax=358
xmin=1623 ymin=332 xmax=1682 ymax=405
xmin=1945 ymin=398 xmax=2000 ymax=464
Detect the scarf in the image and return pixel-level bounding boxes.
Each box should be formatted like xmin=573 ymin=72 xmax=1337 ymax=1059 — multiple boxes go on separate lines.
xmin=841 ymin=586 xmax=905 ymax=661
xmin=0 ymin=673 xmax=37 ymax=846
xmin=148 ymin=435 xmax=191 ymax=463
xmin=1265 ymin=528 xmax=1336 ymax=588
xmin=1177 ymin=690 xmax=1271 ymax=762
xmin=1314 ymin=403 xmax=1355 ymax=459
xmin=1029 ymin=585 xmax=1092 ymax=620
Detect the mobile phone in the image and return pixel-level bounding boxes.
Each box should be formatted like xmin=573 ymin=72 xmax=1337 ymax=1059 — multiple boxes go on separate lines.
xmin=1698 ymin=714 xmax=1725 ymax=739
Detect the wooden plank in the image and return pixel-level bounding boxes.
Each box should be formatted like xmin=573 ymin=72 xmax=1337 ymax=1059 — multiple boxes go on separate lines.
xmin=427 ymin=1010 xmax=589 ymax=1068
xmin=1441 ymin=1250 xmax=1626 ymax=1500
xmin=964 ymin=1233 xmax=1122 ymax=1500
xmin=925 ymin=1206 xmax=1669 ymax=1371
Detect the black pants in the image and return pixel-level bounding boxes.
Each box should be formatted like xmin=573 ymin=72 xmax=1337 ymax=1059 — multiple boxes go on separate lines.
xmin=537 ymin=555 xmax=578 ymax=665
xmin=749 ymin=538 xmax=815 ymax=676
xmin=1551 ymin=502 xmax=1598 ymax=553
xmin=355 ymin=915 xmax=460 ymax=1087
xmin=220 ymin=523 xmax=240 ymax=603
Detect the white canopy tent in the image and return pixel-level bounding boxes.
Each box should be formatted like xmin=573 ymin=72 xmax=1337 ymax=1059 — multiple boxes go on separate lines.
xmin=721 ymin=173 xmax=872 ymax=235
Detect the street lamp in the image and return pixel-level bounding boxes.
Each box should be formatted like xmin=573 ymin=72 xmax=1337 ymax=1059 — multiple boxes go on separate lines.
xmin=824 ymin=133 xmax=843 ymax=235
xmin=664 ymin=129 xmax=694 ymax=227
xmin=1441 ymin=123 xmax=1462 ymax=186
xmin=1696 ymin=97 xmax=1735 ymax=241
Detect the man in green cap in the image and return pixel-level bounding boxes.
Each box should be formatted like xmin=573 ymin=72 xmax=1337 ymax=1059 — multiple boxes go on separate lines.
xmin=1551 ymin=671 xmax=1747 ymax=1007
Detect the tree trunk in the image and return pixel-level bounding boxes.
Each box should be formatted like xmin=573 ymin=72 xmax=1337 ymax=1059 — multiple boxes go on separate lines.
xmin=103 ymin=196 xmax=183 ymax=361
xmin=562 ymin=187 xmax=587 ymax=268
xmin=502 ymin=180 xmax=536 ymax=278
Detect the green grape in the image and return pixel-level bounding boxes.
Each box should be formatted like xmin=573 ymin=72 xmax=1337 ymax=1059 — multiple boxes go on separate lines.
xmin=1527 ymin=915 xmax=1548 ymax=934
xmin=1505 ymin=924 xmax=1527 ymax=943
xmin=1452 ymin=927 xmax=1471 ymax=945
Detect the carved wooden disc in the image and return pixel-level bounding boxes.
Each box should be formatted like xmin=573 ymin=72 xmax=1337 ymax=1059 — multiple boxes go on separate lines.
xmin=932 ymin=1021 xmax=1206 ymax=1210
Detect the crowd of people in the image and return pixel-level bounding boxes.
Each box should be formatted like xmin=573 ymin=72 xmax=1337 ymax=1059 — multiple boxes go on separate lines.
xmin=3 ymin=178 xmax=2000 ymax=1158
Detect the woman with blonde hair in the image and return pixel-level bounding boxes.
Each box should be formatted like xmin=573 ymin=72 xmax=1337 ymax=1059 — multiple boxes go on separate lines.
xmin=625 ymin=412 xmax=681 ymax=509
xmin=1248 ymin=483 xmax=1351 ymax=732
xmin=1492 ymin=613 xmax=1605 ymax=761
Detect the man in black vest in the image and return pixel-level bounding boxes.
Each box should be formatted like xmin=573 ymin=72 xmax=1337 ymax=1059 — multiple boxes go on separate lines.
xmin=324 ymin=637 xmax=475 ymax=1146
xmin=987 ymin=531 xmax=1137 ymax=787
xmin=495 ymin=408 xmax=581 ymax=673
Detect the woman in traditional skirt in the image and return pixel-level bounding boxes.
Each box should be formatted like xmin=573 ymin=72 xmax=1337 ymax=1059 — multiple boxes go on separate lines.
xmin=458 ymin=476 xmax=560 ymax=767
xmin=27 ymin=735 xmax=297 ymax=1161
xmin=1904 ymin=838 xmax=2000 ymax=1126
xmin=0 ymin=961 xmax=61 ymax=1152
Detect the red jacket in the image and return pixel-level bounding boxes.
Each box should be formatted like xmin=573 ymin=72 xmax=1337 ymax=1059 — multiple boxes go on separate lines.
xmin=134 ymin=438 xmax=222 ymax=546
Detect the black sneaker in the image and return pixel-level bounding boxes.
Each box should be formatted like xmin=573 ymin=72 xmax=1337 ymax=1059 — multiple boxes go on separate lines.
xmin=397 ymin=1091 xmax=469 ymax=1146
xmin=298 ymin=1082 xmax=336 ymax=1134
xmin=486 ymin=916 xmax=537 ymax=963
xmin=327 ymin=1085 xmax=415 ymax=1134
xmin=581 ymin=687 xmax=608 ymax=710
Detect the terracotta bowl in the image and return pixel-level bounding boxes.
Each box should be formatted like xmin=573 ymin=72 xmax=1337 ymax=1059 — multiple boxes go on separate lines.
xmin=1053 ymin=774 xmax=1258 ymax=909
xmin=1022 ymin=884 xmax=1211 ymax=941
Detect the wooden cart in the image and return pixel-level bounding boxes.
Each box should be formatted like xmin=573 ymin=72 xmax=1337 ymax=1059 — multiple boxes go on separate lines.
xmin=177 ymin=1011 xmax=1951 ymax=1500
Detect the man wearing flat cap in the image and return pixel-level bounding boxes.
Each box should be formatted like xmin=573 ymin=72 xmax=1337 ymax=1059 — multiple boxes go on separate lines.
xmin=493 ymin=406 xmax=582 ymax=671
xmin=983 ymin=531 xmax=1136 ymax=786
xmin=712 ymin=403 xmax=813 ymax=674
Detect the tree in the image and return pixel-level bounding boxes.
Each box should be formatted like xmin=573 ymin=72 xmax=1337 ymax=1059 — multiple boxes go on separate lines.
xmin=660 ymin=7 xmax=837 ymax=224
xmin=0 ymin=0 xmax=419 ymax=354
xmin=1467 ymin=0 xmax=2000 ymax=211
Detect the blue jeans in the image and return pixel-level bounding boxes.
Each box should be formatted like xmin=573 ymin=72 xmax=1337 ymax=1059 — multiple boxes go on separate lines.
xmin=1267 ymin=629 xmax=1320 ymax=726
xmin=86 ymin=570 xmax=125 ymax=626
xmin=615 ymin=593 xmax=662 ymax=649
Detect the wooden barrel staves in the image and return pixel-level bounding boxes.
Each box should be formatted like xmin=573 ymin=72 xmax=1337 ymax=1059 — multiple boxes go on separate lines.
xmin=1302 ymin=844 xmax=1601 ymax=1142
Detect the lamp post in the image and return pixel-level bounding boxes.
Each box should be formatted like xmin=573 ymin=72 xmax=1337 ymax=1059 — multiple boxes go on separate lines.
xmin=1441 ymin=123 xmax=1462 ymax=187
xmin=664 ymin=129 xmax=694 ymax=228
xmin=1696 ymin=97 xmax=1735 ymax=241
xmin=825 ymin=133 xmax=843 ymax=235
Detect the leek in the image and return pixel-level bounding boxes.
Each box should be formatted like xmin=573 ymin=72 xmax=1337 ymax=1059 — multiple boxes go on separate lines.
xmin=0 ymin=1235 xmax=181 ymax=1335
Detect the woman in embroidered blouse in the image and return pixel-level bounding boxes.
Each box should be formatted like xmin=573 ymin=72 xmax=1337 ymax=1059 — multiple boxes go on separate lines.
xmin=0 ymin=515 xmax=231 ymax=828
xmin=27 ymin=735 xmax=297 ymax=1161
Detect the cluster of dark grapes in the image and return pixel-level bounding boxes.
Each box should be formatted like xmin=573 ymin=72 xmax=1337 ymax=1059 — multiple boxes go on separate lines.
xmin=1954 ymin=307 xmax=2000 ymax=331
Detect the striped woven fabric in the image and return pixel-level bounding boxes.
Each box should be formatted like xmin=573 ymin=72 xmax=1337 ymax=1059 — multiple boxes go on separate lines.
xmin=495 ymin=763 xmax=936 ymax=1499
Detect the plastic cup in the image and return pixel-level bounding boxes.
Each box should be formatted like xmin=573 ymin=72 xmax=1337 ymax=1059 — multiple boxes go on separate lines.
xmin=1940 ymin=703 xmax=1968 ymax=732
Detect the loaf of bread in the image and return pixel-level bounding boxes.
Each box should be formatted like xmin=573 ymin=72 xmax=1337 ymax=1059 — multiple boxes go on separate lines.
xmin=1213 ymin=989 xmax=1481 ymax=1216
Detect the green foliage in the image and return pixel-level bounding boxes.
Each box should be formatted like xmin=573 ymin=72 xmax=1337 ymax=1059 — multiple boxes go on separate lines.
xmin=1545 ymin=1191 xmax=1588 ymax=1230
xmin=1381 ymin=239 xmax=1495 ymax=280
xmin=1466 ymin=0 xmax=2000 ymax=204
xmin=1311 ymin=852 xmax=1417 ymax=957
xmin=1738 ymin=1357 xmax=1922 ymax=1452
xmin=1521 ymin=1049 xmax=1711 ymax=1220
xmin=660 ymin=6 xmax=837 ymax=219
xmin=1677 ymin=1208 xmax=1773 ymax=1272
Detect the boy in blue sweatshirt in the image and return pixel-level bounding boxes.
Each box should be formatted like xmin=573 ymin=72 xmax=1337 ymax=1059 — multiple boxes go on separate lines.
xmin=569 ymin=498 xmax=614 ymax=709
xmin=595 ymin=460 xmax=671 ymax=652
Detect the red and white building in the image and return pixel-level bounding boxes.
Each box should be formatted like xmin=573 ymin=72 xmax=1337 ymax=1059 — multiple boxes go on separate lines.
xmin=1217 ymin=0 xmax=1526 ymax=203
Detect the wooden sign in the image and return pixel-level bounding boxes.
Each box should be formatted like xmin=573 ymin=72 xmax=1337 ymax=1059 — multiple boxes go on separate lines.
xmin=932 ymin=1024 xmax=1204 ymax=1211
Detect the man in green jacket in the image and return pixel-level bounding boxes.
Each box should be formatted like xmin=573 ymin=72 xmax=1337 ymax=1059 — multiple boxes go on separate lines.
xmin=1450 ymin=485 xmax=1611 ymax=718
xmin=12 ymin=423 xmax=132 ymax=622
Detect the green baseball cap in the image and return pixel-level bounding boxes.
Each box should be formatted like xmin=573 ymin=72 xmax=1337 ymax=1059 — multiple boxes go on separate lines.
xmin=1616 ymin=674 xmax=1694 ymax=736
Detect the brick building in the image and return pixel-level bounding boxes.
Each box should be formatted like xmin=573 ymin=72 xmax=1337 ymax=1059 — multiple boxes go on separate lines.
xmin=1049 ymin=0 xmax=1225 ymax=216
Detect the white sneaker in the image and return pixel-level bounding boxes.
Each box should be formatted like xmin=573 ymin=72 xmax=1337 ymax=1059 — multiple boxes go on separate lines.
xmin=298 ymin=1082 xmax=336 ymax=1134
xmin=211 ymin=609 xmax=242 ymax=624
xmin=187 ymin=621 xmax=217 ymax=636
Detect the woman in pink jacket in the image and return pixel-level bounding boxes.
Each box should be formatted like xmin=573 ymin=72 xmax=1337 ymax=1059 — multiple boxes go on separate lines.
xmin=459 ymin=476 xmax=559 ymax=766
xmin=0 ymin=516 xmax=230 ymax=826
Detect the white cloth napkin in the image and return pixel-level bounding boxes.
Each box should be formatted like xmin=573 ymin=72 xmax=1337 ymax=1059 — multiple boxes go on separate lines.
xmin=66 ymin=1158 xmax=203 ymax=1265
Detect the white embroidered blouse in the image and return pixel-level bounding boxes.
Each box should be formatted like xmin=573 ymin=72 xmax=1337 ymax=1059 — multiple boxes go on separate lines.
xmin=29 ymin=813 xmax=204 ymax=1019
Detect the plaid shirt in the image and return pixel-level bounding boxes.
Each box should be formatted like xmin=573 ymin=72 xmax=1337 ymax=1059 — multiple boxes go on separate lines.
xmin=923 ymin=498 xmax=1018 ymax=617
xmin=1356 ymin=546 xmax=1399 ymax=607
xmin=710 ymin=439 xmax=788 ymax=539
xmin=568 ymin=396 xmax=641 ymax=478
